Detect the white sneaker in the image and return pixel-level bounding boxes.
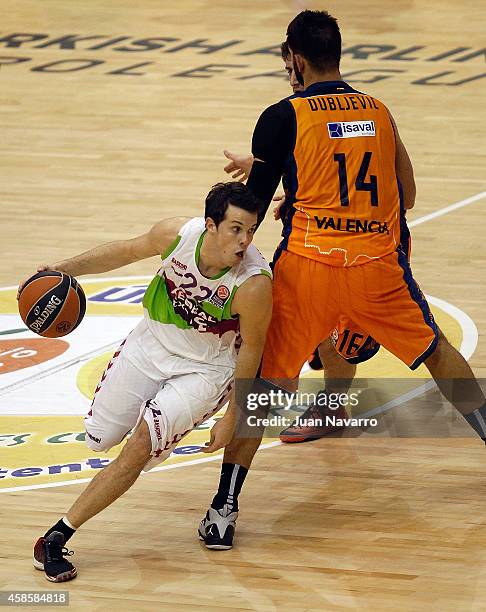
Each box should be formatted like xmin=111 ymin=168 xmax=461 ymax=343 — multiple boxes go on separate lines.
xmin=198 ymin=505 xmax=238 ymax=550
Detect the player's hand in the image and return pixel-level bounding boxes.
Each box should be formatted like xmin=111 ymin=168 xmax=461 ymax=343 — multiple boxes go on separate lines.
xmin=223 ymin=150 xmax=254 ymax=181
xmin=202 ymin=412 xmax=236 ymax=453
xmin=273 ymin=193 xmax=286 ymax=220
xmin=17 ymin=265 xmax=51 ymax=300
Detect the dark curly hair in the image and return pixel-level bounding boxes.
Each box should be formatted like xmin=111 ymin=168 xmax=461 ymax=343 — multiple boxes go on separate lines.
xmin=204 ymin=182 xmax=262 ymax=227
xmin=287 ymin=10 xmax=341 ymax=71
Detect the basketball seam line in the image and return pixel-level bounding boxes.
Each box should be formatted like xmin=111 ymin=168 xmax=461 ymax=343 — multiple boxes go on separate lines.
xmin=24 ymin=275 xmax=65 ymax=323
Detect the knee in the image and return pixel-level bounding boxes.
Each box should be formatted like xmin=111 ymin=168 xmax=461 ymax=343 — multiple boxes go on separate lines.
xmin=436 ymin=328 xmax=448 ymax=345
xmin=427 ymin=329 xmax=448 ymax=359
xmin=85 ymin=428 xmax=125 ymax=453
xmin=437 ymin=332 xmax=448 ymax=352
xmin=129 ymin=419 xmax=152 ymax=449
xmin=318 ymin=337 xmax=335 ymax=357
xmin=118 ymin=420 xmax=152 ymax=467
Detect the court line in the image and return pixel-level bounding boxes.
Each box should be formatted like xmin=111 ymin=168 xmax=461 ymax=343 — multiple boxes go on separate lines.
xmin=0 ymin=293 xmax=477 ymax=494
xmin=0 ymin=190 xmax=485 ymax=295
xmin=0 ymin=275 xmax=153 ymax=292
xmin=0 ymin=442 xmax=281 ymax=494
xmin=0 ymin=338 xmax=122 ymax=398
xmin=408 ymin=190 xmax=486 ymax=228
xmin=359 ymin=294 xmax=479 ymax=419
xmin=0 ymin=190 xmax=484 ymax=493
xmin=1 ymin=188 xmax=484 ymax=395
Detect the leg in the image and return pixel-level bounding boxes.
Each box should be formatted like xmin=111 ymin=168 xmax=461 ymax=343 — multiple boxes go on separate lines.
xmin=318 ymin=337 xmax=357 ymax=394
xmin=222 ymin=435 xmax=262 ymax=469
xmin=33 ymin=420 xmax=152 ymax=583
xmin=200 ymin=433 xmax=264 ymax=550
xmin=345 ymin=252 xmax=486 ymax=439
xmin=281 ymin=324 xmax=382 ymax=442
xmin=279 ymin=341 xmax=356 ymax=443
xmin=425 ymin=330 xmax=485 ymax=415
xmin=202 ymin=397 xmax=270 ymax=549
xmin=222 ymin=375 xmax=299 ymax=468
xmin=202 ymin=376 xmax=295 ymax=545
xmin=67 ymin=421 xmax=152 ymax=528
xmin=201 ymin=252 xmax=338 ymax=546
xmin=34 ymin=327 xmax=162 ymax=582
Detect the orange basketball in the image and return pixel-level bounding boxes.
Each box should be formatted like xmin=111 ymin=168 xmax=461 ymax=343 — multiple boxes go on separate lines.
xmin=18 ymin=271 xmax=86 ymax=338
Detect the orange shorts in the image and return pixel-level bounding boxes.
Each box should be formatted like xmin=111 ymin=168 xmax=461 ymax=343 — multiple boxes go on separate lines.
xmin=261 ymin=249 xmax=438 ymax=380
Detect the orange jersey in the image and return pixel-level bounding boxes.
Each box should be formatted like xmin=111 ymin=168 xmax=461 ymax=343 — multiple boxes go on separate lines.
xmin=248 ymin=81 xmax=403 ymax=267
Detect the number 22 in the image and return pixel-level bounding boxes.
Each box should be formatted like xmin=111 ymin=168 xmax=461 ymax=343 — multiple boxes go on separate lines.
xmin=180 ymin=273 xmax=211 ymax=301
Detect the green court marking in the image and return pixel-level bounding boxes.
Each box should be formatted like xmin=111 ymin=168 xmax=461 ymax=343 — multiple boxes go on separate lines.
xmin=0 ymin=328 xmax=28 ymax=336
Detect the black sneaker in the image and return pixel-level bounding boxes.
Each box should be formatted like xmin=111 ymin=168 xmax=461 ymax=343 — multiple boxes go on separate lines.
xmin=33 ymin=531 xmax=77 ymax=582
xmin=198 ymin=505 xmax=238 ymax=550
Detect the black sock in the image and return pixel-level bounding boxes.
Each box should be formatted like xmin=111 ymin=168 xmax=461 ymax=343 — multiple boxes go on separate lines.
xmin=211 ymin=463 xmax=248 ymax=512
xmin=463 ymin=401 xmax=486 ymax=443
xmin=44 ymin=518 xmax=76 ymax=543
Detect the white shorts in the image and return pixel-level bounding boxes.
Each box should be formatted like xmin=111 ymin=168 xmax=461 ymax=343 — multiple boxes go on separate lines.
xmin=85 ymin=319 xmax=233 ymax=470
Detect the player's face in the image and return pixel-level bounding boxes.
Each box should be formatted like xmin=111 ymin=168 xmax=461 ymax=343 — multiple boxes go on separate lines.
xmin=284 ymin=56 xmax=304 ymax=93
xmin=215 ymin=204 xmax=258 ymax=267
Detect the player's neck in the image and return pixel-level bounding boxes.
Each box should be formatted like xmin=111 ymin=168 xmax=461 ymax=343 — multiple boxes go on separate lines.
xmin=198 ymin=236 xmax=229 ymax=278
xmin=304 ymin=69 xmax=342 ymax=88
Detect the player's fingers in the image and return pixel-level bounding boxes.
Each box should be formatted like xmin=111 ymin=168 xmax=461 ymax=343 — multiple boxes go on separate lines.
xmin=17 ymin=265 xmax=56 ymax=300
xmin=224 ymin=162 xmax=236 ymax=173
xmin=202 ymin=431 xmax=216 ymax=453
xmin=17 ymin=268 xmax=46 ymax=299
xmin=203 ymin=438 xmax=223 ymax=453
xmin=202 ymin=442 xmax=217 ymax=453
xmin=16 ymin=282 xmax=26 ymax=300
xmin=232 ymin=169 xmax=244 ymax=179
xmin=223 ymin=149 xmax=234 ymax=160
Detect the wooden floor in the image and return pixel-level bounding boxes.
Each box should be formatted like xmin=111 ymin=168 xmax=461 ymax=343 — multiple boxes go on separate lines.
xmin=1 ymin=0 xmax=486 ymax=609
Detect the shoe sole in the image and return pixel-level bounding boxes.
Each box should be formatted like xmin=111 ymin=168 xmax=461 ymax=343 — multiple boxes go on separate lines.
xmin=198 ymin=532 xmax=232 ymax=550
xmin=280 ymin=433 xmax=328 ymax=443
xmin=280 ymin=424 xmax=346 ymax=443
xmin=33 ymin=557 xmax=44 ymax=571
xmin=33 ymin=556 xmax=77 ymax=582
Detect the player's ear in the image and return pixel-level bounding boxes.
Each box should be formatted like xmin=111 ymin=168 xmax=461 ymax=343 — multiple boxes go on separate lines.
xmin=205 ymin=217 xmax=217 ymax=233
xmin=294 ymin=53 xmax=305 ymax=74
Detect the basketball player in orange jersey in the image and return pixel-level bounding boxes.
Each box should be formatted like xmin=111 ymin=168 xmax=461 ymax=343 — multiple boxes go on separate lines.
xmin=199 ymin=10 xmax=486 ymax=551
xmin=222 ymin=41 xmax=409 ymax=444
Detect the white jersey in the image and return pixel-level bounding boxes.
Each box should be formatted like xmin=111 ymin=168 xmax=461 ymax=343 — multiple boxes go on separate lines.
xmin=141 ymin=217 xmax=271 ymax=368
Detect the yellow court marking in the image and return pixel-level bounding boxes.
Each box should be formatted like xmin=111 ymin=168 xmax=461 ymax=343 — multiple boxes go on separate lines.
xmin=0 ymin=278 xmax=479 ymax=492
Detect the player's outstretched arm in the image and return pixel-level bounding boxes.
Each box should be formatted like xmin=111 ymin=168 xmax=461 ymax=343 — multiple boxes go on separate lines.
xmin=247 ymin=102 xmax=293 ymax=219
xmin=203 ymin=274 xmax=273 ymax=453
xmin=34 ymin=217 xmax=189 ymax=278
xmin=389 ymin=113 xmax=416 ymax=210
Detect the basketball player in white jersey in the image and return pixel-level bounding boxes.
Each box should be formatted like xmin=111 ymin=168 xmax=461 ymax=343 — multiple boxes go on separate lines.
xmin=28 ymin=182 xmax=272 ymax=582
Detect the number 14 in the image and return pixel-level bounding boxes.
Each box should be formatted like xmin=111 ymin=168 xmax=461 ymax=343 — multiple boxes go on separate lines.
xmin=333 ymin=151 xmax=378 ymax=207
